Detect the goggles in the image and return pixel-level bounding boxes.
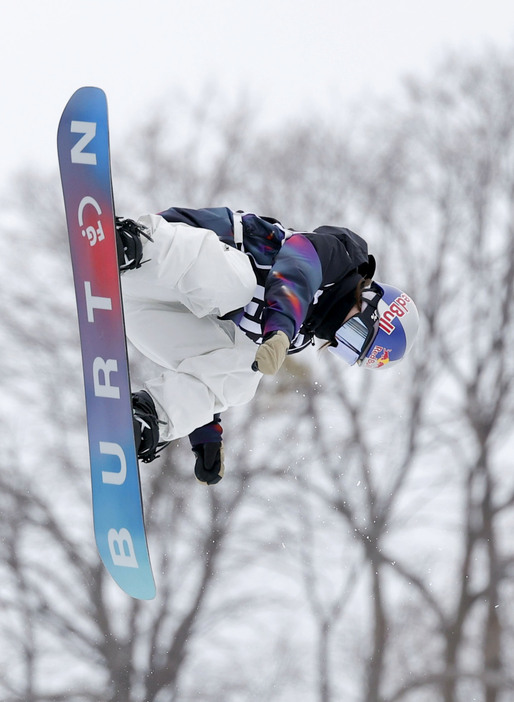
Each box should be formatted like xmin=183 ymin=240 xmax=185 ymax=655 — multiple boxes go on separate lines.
xmin=329 ymin=283 xmax=384 ymax=365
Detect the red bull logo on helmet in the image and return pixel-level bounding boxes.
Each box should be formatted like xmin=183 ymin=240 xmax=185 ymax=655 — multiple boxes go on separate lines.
xmin=379 ymin=293 xmax=413 ymax=335
xmin=362 ymin=282 xmax=419 ymax=370
xmin=365 ymin=345 xmax=391 ymax=368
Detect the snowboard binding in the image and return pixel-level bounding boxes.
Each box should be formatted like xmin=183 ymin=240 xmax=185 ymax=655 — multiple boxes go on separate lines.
xmin=116 ymin=217 xmax=153 ymax=271
xmin=132 ymin=390 xmax=170 ymax=463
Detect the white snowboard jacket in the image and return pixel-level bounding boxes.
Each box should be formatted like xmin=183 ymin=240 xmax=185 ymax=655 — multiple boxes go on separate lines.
xmin=121 ymin=209 xmax=375 ymax=440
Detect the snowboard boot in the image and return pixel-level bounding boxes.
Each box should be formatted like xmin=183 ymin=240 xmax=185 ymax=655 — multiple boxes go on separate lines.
xmin=115 ymin=217 xmax=153 ymax=271
xmin=132 ymin=390 xmax=168 ymax=463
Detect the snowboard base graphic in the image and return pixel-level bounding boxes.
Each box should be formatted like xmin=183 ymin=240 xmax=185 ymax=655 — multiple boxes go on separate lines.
xmin=57 ymin=87 xmax=155 ymax=600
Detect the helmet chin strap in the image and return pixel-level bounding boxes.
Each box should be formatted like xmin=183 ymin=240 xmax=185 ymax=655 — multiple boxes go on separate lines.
xmin=353 ymin=285 xmax=383 ymax=365
xmin=361 ymin=285 xmax=381 ymax=320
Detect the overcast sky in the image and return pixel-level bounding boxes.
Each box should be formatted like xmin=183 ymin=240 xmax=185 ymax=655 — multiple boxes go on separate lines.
xmin=2 ymin=0 xmax=514 ymax=191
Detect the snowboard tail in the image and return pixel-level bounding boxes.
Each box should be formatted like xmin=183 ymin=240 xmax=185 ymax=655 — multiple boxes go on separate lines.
xmin=57 ymin=87 xmax=155 ymax=600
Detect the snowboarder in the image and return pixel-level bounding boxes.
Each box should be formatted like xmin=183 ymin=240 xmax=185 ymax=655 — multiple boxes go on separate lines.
xmin=115 ymin=207 xmax=419 ymax=485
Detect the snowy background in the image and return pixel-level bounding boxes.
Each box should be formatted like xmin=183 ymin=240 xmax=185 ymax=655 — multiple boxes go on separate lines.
xmin=3 ymin=0 xmax=514 ymax=188
xmin=2 ymin=1 xmax=514 ymax=701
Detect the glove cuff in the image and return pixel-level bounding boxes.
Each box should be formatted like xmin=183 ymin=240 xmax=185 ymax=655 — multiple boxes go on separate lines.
xmin=188 ymin=415 xmax=222 ymax=448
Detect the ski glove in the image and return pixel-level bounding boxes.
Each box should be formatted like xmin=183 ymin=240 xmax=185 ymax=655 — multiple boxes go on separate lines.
xmin=189 ymin=416 xmax=224 ymax=485
xmin=252 ymin=331 xmax=290 ymax=375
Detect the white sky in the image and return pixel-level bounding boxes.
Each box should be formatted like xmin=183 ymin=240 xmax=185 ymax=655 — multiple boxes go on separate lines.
xmin=2 ymin=0 xmax=514 ymax=190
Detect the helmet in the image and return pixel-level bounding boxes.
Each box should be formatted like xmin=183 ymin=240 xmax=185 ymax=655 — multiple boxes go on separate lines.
xmin=328 ymin=282 xmax=419 ymax=369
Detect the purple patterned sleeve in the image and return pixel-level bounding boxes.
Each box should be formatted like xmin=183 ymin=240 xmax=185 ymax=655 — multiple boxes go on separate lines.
xmin=263 ymin=235 xmax=323 ymax=340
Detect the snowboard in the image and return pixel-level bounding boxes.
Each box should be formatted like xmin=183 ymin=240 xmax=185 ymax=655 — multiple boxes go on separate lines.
xmin=57 ymin=87 xmax=156 ymax=600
